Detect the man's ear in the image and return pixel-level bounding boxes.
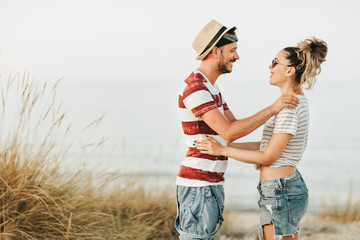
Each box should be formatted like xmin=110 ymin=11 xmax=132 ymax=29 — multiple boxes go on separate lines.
xmin=211 ymin=47 xmax=220 ymax=58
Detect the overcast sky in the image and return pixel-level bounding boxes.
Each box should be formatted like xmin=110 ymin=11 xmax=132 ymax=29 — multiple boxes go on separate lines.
xmin=0 ymin=0 xmax=359 ymax=84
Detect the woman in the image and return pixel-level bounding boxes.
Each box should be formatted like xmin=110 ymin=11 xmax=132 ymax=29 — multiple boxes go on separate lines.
xmin=194 ymin=37 xmax=328 ymax=240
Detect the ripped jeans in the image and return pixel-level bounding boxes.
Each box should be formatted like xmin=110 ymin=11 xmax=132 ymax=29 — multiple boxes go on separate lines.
xmin=174 ymin=185 xmax=224 ymax=240
xmin=257 ymin=170 xmax=308 ymax=240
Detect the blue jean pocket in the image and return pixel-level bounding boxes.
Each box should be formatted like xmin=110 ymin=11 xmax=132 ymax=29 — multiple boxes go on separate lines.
xmin=176 ymin=185 xmax=224 ymax=238
xmin=202 ymin=198 xmax=220 ymax=233
xmin=286 ymin=193 xmax=308 ymax=227
xmin=180 ymin=207 xmax=199 ymax=232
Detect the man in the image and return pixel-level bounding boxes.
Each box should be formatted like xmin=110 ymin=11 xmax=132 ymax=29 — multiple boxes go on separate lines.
xmin=175 ymin=20 xmax=299 ymax=239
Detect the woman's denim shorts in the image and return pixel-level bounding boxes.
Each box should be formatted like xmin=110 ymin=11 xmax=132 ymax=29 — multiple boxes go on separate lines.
xmin=257 ymin=170 xmax=308 ymax=239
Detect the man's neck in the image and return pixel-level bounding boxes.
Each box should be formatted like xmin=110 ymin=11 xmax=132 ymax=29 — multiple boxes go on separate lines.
xmin=197 ymin=63 xmax=220 ymax=85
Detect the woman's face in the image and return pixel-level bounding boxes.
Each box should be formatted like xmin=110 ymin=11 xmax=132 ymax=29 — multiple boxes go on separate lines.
xmin=268 ymin=50 xmax=291 ymax=87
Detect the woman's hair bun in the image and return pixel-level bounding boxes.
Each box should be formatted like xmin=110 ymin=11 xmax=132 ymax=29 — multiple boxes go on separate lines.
xmin=298 ymin=37 xmax=328 ymax=63
xmin=284 ymin=37 xmax=328 ymax=90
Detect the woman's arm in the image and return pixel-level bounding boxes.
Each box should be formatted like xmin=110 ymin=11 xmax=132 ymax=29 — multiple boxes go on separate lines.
xmin=195 ymin=134 xmax=291 ymax=165
xmin=229 ymin=142 xmax=261 ymax=151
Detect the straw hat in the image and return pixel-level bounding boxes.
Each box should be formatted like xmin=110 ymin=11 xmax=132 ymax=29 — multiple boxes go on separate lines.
xmin=192 ymin=20 xmax=236 ymax=60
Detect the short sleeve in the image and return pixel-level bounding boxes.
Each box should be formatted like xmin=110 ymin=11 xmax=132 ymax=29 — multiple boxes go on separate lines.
xmin=221 ymin=93 xmax=229 ymax=111
xmin=273 ymin=108 xmax=298 ymax=135
xmin=182 ymin=80 xmax=217 ymax=117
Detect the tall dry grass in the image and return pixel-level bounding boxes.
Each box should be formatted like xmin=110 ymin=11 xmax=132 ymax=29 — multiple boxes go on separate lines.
xmin=319 ymin=185 xmax=360 ymax=223
xmin=0 ymin=72 xmax=177 ymax=239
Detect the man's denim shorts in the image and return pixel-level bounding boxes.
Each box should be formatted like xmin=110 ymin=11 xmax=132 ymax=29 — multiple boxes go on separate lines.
xmin=257 ymin=170 xmax=308 ymax=240
xmin=174 ymin=185 xmax=224 ymax=240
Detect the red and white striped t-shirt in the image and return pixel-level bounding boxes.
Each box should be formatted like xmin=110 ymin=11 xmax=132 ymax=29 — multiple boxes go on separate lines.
xmin=177 ymin=71 xmax=229 ymax=187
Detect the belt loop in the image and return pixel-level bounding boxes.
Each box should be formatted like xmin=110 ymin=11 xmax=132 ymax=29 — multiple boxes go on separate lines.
xmin=277 ymin=178 xmax=283 ymax=189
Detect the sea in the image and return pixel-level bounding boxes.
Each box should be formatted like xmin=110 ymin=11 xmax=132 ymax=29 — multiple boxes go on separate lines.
xmin=54 ymin=78 xmax=360 ymax=212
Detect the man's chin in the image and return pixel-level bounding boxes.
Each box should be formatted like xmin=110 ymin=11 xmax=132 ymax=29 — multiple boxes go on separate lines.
xmin=224 ymin=65 xmax=233 ymax=73
xmin=221 ymin=70 xmax=231 ymax=75
xmin=227 ymin=64 xmax=235 ymax=72
xmin=217 ymin=64 xmax=233 ymax=74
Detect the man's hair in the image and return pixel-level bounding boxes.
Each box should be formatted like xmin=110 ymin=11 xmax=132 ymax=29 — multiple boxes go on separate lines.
xmin=203 ymin=28 xmax=237 ymax=60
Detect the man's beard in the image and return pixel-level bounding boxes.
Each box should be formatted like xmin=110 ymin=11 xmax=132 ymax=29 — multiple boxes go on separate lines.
xmin=217 ymin=55 xmax=235 ymax=74
xmin=217 ymin=61 xmax=231 ymax=74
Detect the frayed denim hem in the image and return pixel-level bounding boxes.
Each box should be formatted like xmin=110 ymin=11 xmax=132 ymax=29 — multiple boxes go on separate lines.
xmin=258 ymin=225 xmax=300 ymax=240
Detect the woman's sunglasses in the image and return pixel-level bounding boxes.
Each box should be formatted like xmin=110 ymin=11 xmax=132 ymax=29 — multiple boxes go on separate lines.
xmin=271 ymin=59 xmax=292 ymax=68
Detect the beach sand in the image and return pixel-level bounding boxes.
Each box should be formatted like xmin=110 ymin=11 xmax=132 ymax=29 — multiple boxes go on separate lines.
xmin=218 ymin=211 xmax=360 ymax=240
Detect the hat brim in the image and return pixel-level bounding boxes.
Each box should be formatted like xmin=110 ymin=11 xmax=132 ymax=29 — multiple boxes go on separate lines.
xmin=195 ymin=26 xmax=237 ymax=60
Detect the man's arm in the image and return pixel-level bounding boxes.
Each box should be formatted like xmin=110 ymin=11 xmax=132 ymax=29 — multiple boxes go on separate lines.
xmin=201 ymin=106 xmax=273 ymax=143
xmin=200 ymin=94 xmax=299 ymax=143
xmin=224 ymin=109 xmax=237 ymax=122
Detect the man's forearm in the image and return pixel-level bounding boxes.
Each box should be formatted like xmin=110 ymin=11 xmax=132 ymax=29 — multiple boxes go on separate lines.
xmin=226 ymin=107 xmax=274 ymax=142
xmin=200 ymin=95 xmax=298 ymax=143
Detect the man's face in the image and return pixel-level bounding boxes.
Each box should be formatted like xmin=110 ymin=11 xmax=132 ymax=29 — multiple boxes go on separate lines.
xmin=216 ymin=42 xmax=239 ymax=74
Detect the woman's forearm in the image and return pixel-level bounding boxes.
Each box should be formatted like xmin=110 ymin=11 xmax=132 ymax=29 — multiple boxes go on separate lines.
xmin=221 ymin=146 xmax=272 ymax=165
xmin=195 ymin=134 xmax=290 ymax=167
xmin=228 ymin=142 xmax=260 ymax=151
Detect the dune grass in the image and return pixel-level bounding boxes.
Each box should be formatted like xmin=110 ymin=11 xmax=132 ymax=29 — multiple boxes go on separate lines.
xmin=6 ymin=69 xmax=359 ymax=240
xmin=0 ymin=72 xmax=177 ymax=239
xmin=319 ymin=185 xmax=360 ymax=223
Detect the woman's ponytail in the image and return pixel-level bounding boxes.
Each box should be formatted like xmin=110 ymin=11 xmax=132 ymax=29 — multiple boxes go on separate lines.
xmin=284 ymin=37 xmax=328 ymax=89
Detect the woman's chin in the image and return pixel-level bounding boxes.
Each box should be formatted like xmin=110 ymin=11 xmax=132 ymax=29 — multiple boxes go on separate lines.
xmin=269 ymin=79 xmax=276 ymax=86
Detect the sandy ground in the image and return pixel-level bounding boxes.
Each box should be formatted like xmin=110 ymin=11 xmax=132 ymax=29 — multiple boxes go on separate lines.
xmin=216 ymin=211 xmax=360 ymax=240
